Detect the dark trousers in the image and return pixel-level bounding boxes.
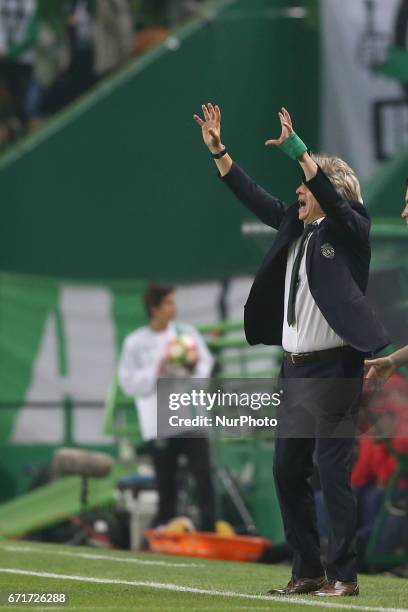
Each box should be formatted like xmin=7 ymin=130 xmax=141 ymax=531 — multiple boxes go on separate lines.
xmin=273 ymin=348 xmax=364 ymax=582
xmin=149 ymin=436 xmax=216 ymax=531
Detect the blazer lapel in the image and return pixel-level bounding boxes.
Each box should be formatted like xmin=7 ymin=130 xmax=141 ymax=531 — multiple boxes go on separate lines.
xmin=278 ymin=204 xmax=303 ymax=248
xmin=305 ymin=218 xmax=325 ymax=278
xmin=261 ymin=210 xmax=302 ymax=268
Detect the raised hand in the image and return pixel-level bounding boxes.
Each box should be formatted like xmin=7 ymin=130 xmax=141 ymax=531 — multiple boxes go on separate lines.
xmin=193 ymin=103 xmax=223 ymax=153
xmin=265 ymin=107 xmax=294 ymax=147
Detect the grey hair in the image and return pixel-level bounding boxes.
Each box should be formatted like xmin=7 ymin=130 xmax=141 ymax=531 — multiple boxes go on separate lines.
xmin=310 ymin=153 xmax=363 ymax=204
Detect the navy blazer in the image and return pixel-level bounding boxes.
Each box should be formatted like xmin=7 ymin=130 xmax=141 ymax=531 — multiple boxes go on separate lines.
xmin=221 ymin=162 xmax=389 ymax=354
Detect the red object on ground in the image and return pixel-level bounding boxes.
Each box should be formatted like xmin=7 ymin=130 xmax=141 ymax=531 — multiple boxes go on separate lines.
xmin=144 ymin=530 xmax=272 ymax=562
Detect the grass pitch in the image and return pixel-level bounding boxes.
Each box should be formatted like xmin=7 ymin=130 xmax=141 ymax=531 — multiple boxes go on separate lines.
xmin=0 ymin=540 xmax=406 ymax=611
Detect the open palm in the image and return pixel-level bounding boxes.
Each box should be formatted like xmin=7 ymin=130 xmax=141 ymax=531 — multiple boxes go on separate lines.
xmin=265 ymin=107 xmax=294 ymax=147
xmin=193 ymin=103 xmax=222 ymax=151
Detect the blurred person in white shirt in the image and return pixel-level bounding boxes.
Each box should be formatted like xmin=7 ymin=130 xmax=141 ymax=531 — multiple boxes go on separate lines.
xmin=118 ymin=283 xmax=216 ymax=530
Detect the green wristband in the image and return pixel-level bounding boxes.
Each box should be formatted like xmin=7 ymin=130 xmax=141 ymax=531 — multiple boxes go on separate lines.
xmin=278 ymin=132 xmax=308 ymax=160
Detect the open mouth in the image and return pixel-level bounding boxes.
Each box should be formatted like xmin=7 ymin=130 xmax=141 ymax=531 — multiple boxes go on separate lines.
xmin=298 ymin=201 xmax=307 ymax=210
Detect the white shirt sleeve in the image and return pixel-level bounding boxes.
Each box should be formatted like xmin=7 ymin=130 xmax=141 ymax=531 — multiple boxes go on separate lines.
xmin=117 ymin=335 xmax=161 ymax=397
xmin=190 ymin=327 xmax=214 ymax=378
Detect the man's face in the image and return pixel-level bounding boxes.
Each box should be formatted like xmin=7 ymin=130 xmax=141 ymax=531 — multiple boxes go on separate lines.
xmin=296 ymin=183 xmax=325 ymax=224
xmin=152 ymin=292 xmax=177 ymax=324
xmin=401 ymin=187 xmax=408 ymax=225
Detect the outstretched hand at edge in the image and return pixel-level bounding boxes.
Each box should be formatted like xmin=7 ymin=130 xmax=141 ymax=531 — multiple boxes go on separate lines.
xmin=364 ymin=356 xmax=396 ymax=391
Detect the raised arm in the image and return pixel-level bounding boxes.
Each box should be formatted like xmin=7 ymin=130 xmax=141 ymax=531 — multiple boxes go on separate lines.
xmin=271 ymin=107 xmax=369 ymax=242
xmin=193 ymin=103 xmax=232 ymax=177
xmin=301 ymin=155 xmax=369 ymax=243
xmin=193 ymin=103 xmax=287 ymax=229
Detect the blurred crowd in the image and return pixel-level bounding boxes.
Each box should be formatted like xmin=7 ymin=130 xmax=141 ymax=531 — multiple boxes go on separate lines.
xmin=317 ymin=374 xmax=408 ymax=572
xmin=264 ymin=374 xmax=408 ymax=573
xmin=0 ymin=0 xmax=205 ymax=152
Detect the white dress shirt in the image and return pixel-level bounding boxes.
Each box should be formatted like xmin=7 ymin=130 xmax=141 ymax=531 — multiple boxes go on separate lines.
xmin=282 ymin=217 xmax=346 ymax=353
xmin=118 ymin=321 xmax=214 ymax=441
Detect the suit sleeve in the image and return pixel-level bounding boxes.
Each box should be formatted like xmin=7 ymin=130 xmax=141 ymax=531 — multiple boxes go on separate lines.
xmin=118 ymin=337 xmax=161 ymax=397
xmin=305 ymin=167 xmax=370 ymax=243
xmin=220 ymin=162 xmax=287 ymax=229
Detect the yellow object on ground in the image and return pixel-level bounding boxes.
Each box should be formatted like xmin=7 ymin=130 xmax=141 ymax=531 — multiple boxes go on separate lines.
xmin=215 ymin=520 xmax=235 ymax=536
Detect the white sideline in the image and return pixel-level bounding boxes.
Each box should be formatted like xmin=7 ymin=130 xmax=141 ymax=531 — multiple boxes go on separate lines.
xmin=1 ymin=544 xmax=202 ymax=568
xmin=0 ymin=568 xmax=406 ymax=612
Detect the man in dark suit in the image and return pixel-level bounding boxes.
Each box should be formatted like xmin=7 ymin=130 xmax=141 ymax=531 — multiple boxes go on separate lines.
xmin=193 ymin=104 xmax=389 ymax=596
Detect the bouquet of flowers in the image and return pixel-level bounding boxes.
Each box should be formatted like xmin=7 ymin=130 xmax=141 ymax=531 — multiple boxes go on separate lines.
xmin=166 ymin=334 xmax=198 ymax=372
